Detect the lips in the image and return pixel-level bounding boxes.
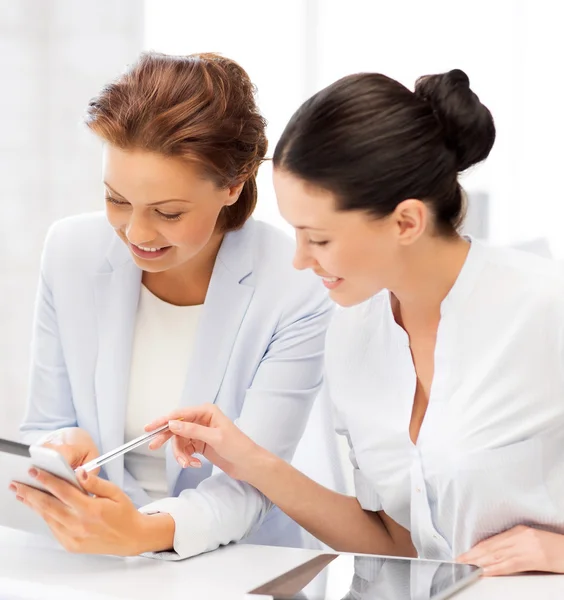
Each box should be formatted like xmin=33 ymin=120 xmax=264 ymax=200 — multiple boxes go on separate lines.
xmin=316 ymin=273 xmax=344 ymax=291
xmin=129 ymin=242 xmax=172 ymax=260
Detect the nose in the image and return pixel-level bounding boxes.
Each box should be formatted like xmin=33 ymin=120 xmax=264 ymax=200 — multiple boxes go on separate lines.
xmin=292 ymin=239 xmax=316 ymax=271
xmin=125 ymin=211 xmax=157 ymax=246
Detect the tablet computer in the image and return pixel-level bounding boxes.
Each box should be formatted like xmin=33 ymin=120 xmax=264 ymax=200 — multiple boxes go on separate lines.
xmin=0 ymin=438 xmax=84 ymax=536
xmin=248 ymin=553 xmax=481 ymax=600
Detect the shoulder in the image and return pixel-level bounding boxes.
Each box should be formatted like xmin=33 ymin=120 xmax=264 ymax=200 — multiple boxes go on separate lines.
xmin=242 ymin=219 xmax=334 ymax=318
xmin=246 ymin=219 xmax=298 ymax=271
xmin=479 ymin=241 xmax=564 ymax=308
xmin=41 ymin=211 xmax=117 ymax=277
xmin=44 ymin=210 xmax=114 ymax=249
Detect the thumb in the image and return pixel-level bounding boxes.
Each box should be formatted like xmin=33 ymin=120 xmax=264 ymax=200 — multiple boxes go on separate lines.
xmin=76 ymin=469 xmax=122 ymax=501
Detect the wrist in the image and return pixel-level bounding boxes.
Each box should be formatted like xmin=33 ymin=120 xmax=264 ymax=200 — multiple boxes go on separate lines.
xmin=244 ymin=444 xmax=282 ymax=489
xmin=135 ymin=513 xmax=176 ymax=555
xmin=544 ymin=530 xmax=564 ymax=573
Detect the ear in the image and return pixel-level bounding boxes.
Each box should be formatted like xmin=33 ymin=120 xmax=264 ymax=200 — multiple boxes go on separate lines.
xmin=392 ymin=199 xmax=428 ymax=244
xmin=224 ymin=181 xmax=245 ymax=206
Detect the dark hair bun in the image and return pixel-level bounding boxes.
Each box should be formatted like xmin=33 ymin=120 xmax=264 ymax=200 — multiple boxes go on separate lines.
xmin=415 ymin=69 xmax=495 ymax=172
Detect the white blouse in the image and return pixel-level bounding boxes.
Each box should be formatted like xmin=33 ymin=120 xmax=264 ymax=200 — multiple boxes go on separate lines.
xmin=325 ymin=238 xmax=564 ymax=559
xmin=124 ymin=285 xmax=202 ymax=501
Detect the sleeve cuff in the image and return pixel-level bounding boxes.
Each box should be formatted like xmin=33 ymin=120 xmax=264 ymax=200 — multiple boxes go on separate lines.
xmin=354 ymin=468 xmax=383 ymax=512
xmin=138 ymin=493 xmax=216 ymax=561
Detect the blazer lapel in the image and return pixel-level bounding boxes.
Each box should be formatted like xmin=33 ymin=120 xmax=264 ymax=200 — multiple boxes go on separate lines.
xmin=94 ymin=236 xmax=141 ymax=487
xmin=166 ymin=221 xmax=256 ymax=489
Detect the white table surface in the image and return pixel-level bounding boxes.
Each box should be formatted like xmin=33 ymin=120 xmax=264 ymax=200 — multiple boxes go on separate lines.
xmin=1 ymin=526 xmax=563 ymax=600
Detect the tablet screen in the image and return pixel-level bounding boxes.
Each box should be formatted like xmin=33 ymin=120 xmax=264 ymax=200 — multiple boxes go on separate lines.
xmin=249 ymin=554 xmax=481 ymax=600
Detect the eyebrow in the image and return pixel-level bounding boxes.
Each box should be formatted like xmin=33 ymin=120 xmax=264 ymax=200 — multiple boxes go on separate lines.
xmin=103 ymin=183 xmax=193 ymax=205
xmin=295 ymin=225 xmax=326 ymax=231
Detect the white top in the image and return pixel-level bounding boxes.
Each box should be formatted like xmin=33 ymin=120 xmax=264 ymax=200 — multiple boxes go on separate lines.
xmin=325 ymin=238 xmax=564 ymax=559
xmin=124 ymin=285 xmax=202 ymax=501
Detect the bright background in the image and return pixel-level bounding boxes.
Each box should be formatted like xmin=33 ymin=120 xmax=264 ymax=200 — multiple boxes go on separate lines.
xmin=2 ymin=0 xmax=563 ymax=441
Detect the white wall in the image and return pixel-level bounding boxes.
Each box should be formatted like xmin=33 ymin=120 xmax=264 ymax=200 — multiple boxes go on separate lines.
xmin=3 ymin=0 xmax=563 ymax=446
xmin=0 ymin=0 xmax=144 ymax=440
xmin=144 ymin=0 xmax=316 ymax=236
xmin=147 ymin=0 xmax=564 ymax=254
xmin=315 ymin=0 xmax=564 ymax=253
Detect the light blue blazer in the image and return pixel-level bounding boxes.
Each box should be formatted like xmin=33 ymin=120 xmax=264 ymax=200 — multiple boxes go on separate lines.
xmin=20 ymin=212 xmax=340 ymax=559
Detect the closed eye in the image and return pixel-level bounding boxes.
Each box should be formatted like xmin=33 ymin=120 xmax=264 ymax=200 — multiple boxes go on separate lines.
xmin=105 ymin=195 xmax=128 ymax=206
xmin=156 ymin=210 xmax=183 ymax=221
xmin=105 ymin=196 xmax=182 ymax=221
xmin=308 ymin=240 xmax=329 ymax=246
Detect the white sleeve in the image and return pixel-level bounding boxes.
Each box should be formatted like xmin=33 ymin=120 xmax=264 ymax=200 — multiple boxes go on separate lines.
xmin=332 ymin=400 xmax=383 ymax=513
xmin=139 ymin=286 xmax=334 ymax=560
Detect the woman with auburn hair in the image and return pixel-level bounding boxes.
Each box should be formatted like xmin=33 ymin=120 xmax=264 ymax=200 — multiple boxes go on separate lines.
xmin=13 ymin=52 xmax=334 ymax=559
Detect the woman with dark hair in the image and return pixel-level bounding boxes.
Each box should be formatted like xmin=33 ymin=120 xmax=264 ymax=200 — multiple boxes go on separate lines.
xmin=148 ymin=69 xmax=564 ymax=576
xmin=12 ymin=52 xmax=335 ymax=559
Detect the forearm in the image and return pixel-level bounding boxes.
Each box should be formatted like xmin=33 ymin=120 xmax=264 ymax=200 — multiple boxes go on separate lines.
xmin=246 ymin=449 xmax=413 ymax=556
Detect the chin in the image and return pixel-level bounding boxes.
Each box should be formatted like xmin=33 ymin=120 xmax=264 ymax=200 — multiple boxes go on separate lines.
xmin=130 ymin=256 xmax=172 ymax=273
xmin=329 ymin=287 xmax=383 ymax=308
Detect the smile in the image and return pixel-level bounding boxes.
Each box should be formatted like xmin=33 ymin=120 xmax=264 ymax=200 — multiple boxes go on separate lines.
xmin=129 ymin=243 xmax=172 ymax=260
xmin=319 ymin=275 xmax=344 ymax=290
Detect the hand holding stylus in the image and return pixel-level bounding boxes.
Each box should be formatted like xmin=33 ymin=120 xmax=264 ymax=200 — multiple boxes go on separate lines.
xmin=145 ymin=405 xmax=262 ymax=482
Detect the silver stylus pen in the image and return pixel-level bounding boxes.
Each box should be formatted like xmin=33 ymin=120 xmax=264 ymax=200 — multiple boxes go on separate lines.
xmin=80 ymin=422 xmax=172 ymax=473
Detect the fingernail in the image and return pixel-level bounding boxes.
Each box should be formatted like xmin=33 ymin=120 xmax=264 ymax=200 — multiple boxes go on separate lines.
xmin=169 ymin=420 xmax=181 ymax=431
xmin=189 ymin=460 xmax=202 ymax=468
xmin=28 ymin=468 xmax=38 ymax=478
xmin=9 ymin=484 xmax=16 ymax=493
xmin=16 ymin=496 xmax=24 ymax=502
xmin=178 ymin=457 xmax=187 ymax=468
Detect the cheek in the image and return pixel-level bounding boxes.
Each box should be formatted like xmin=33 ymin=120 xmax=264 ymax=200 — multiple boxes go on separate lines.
xmin=331 ymin=235 xmax=389 ymax=281
xmin=105 ymin=204 xmax=124 ymax=228
xmin=105 ymin=206 xmax=133 ymax=244
xmin=325 ymin=240 xmax=367 ymax=275
xmin=316 ymin=248 xmax=343 ymax=274
xmin=172 ymin=212 xmax=220 ymax=249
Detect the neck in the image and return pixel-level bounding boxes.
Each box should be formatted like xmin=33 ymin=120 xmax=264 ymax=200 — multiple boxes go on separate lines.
xmin=142 ymin=232 xmax=225 ymax=306
xmin=390 ymin=234 xmax=470 ymax=331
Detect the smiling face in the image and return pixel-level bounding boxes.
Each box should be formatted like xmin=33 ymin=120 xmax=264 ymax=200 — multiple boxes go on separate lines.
xmin=274 ymin=169 xmax=418 ymax=307
xmin=103 ymin=145 xmax=242 ymax=273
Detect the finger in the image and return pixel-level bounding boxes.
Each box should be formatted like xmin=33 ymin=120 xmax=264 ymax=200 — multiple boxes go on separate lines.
xmin=470 ymin=551 xmax=508 ymax=569
xmin=145 ymin=417 xmax=173 ymax=432
xmin=146 ymin=404 xmax=219 ymax=433
xmin=30 ymin=511 xmax=82 ymax=554
xmin=168 ymin=420 xmax=221 ymax=446
xmin=145 ymin=408 xmax=196 ymax=432
xmin=458 ymin=530 xmax=518 ymax=563
xmin=75 ymin=469 xmax=123 ymax=501
xmin=458 ymin=537 xmax=498 ymax=562
xmin=481 ymin=555 xmax=524 ymax=577
xmin=459 ymin=548 xmax=504 ymax=566
xmin=148 ymin=431 xmax=173 ymax=451
xmin=15 ymin=484 xmax=73 ymax=528
xmin=44 ymin=518 xmax=80 ymax=552
xmin=173 ymin=432 xmax=206 ymax=457
xmin=172 ymin=437 xmax=201 ymax=468
xmin=27 ymin=469 xmax=88 ymax=510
